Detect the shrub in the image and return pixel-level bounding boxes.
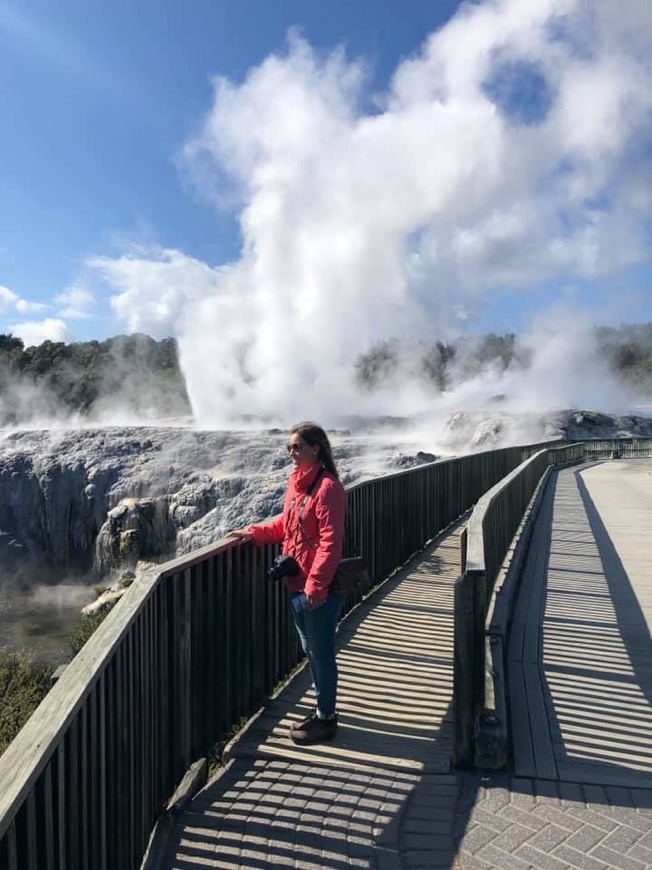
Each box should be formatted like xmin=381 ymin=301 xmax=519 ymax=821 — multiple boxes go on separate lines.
xmin=69 ymin=603 xmax=115 ymax=656
xmin=0 ymin=650 xmax=53 ymax=756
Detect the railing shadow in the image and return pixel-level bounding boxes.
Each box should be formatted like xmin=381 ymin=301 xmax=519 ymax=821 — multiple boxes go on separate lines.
xmin=574 ymin=468 xmax=652 ymax=709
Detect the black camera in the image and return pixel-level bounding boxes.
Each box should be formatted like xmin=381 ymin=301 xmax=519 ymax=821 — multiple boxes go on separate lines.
xmin=267 ymin=554 xmax=300 ymax=583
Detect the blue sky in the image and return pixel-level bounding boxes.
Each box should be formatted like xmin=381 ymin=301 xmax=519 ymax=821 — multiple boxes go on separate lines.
xmin=1 ymin=0 xmax=651 ymax=356
xmin=0 ymin=0 xmax=458 ymax=342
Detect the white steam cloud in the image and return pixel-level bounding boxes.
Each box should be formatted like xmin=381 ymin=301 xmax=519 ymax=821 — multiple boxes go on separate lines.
xmin=96 ymin=0 xmax=652 ymax=425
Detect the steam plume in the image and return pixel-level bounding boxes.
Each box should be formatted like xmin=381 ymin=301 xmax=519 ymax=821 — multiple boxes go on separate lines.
xmin=93 ymin=0 xmax=652 ymax=425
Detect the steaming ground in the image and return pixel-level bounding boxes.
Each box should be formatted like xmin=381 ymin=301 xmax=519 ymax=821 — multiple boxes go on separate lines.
xmin=1 ymin=407 xmax=652 ymax=663
xmin=0 ymin=583 xmax=95 ymax=665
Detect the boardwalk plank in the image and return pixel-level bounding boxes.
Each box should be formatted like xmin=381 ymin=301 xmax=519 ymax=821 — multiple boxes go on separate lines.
xmin=523 ymin=662 xmax=558 ymax=781
xmin=508 ymin=661 xmax=535 ymax=777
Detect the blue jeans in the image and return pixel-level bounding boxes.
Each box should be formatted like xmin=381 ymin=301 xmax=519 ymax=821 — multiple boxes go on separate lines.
xmin=289 ymin=591 xmax=345 ymax=718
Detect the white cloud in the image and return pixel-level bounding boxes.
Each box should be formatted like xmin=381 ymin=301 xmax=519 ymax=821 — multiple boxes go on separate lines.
xmin=0 ymin=285 xmax=19 ymax=311
xmin=11 ymin=318 xmax=73 ymax=347
xmin=15 ymin=299 xmax=49 ymax=314
xmin=90 ymin=247 xmax=221 ymax=338
xmin=0 ymin=284 xmax=49 ymax=317
xmin=55 ymin=283 xmax=97 ymax=319
xmin=91 ymin=0 xmax=652 ymax=424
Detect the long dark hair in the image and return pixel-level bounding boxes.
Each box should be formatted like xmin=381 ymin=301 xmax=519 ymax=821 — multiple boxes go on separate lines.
xmin=290 ymin=421 xmax=339 ymax=479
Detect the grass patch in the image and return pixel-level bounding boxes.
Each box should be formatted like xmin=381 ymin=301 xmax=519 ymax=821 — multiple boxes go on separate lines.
xmin=0 ymin=600 xmax=118 ymax=758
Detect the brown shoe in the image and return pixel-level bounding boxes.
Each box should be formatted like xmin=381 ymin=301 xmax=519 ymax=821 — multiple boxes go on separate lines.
xmin=291 ymin=709 xmax=318 ymax=733
xmin=290 ymin=714 xmax=338 ymax=746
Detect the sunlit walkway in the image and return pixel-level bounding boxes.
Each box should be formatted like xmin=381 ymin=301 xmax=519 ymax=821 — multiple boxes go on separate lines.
xmin=162 ymin=525 xmax=463 ymax=869
xmin=510 ymin=460 xmax=652 ymax=788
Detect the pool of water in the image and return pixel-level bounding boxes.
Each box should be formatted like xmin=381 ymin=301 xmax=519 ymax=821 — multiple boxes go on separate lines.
xmin=0 ymin=582 xmax=97 ymax=665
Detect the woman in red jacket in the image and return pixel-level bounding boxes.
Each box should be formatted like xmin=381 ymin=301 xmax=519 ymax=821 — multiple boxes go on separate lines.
xmin=228 ymin=422 xmax=346 ymax=745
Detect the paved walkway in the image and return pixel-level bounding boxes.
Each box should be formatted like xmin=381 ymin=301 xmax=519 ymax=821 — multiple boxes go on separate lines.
xmin=162 ymin=461 xmax=652 ymax=869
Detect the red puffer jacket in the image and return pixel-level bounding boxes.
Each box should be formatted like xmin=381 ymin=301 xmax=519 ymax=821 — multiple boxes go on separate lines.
xmin=247 ymin=462 xmax=346 ymax=597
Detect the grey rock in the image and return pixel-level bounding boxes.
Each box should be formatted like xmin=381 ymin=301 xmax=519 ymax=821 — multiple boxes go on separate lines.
xmin=0 ymin=409 xmax=649 ymax=584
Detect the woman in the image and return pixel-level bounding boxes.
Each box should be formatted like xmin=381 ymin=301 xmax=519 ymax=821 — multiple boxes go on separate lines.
xmin=228 ymin=422 xmax=346 ymax=746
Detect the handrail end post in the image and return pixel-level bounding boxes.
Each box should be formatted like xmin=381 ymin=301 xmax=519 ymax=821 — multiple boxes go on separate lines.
xmin=474 ymin=708 xmax=508 ymax=770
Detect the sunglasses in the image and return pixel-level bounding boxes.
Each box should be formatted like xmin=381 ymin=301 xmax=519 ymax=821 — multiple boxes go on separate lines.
xmin=287 ymin=442 xmax=308 ymax=454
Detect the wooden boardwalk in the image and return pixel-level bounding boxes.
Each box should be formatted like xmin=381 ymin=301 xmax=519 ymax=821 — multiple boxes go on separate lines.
xmin=162 ymin=525 xmax=463 ymax=869
xmin=157 ymin=460 xmax=652 ymax=869
xmin=509 ymin=459 xmax=652 ymax=788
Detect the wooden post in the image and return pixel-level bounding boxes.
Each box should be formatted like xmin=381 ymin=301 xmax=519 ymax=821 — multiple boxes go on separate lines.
xmin=453 ymin=568 xmax=482 ymax=768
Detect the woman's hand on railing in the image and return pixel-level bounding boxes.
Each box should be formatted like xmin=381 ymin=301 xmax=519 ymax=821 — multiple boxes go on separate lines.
xmin=226 ymin=529 xmax=254 ymax=545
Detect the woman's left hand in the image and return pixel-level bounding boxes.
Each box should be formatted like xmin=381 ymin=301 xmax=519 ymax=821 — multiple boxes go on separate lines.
xmin=306 ymin=590 xmax=327 ymax=609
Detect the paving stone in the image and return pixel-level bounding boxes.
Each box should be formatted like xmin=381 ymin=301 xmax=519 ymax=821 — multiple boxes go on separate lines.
xmin=591 ymin=845 xmax=648 ymax=870
xmin=628 ymin=843 xmax=652 ymax=866
xmin=475 ymin=842 xmax=532 ymax=870
xmin=552 ymin=843 xmax=609 ymax=870
xmin=465 ymin=807 xmax=513 ymax=833
xmin=482 ymin=787 xmax=511 ymax=813
xmin=638 ymin=831 xmax=652 ymax=851
xmin=459 ymin=824 xmax=499 ymax=855
xmin=515 ymin=843 xmax=572 ymax=870
xmin=458 ymin=854 xmax=493 ymax=870
xmin=565 ymin=825 xmax=606 ymax=852
xmin=609 ymin=807 xmax=652 ymax=833
xmin=602 ymin=824 xmax=644 ymax=852
xmin=532 ymin=805 xmax=585 ymax=832
xmin=616 ymin=810 xmax=652 ymax=835
xmin=488 ymin=822 xmax=536 ymax=852
xmin=529 ymin=823 xmax=574 ymax=852
xmin=497 ymin=804 xmax=548 ymax=831
xmin=561 ymin=805 xmax=619 ymax=833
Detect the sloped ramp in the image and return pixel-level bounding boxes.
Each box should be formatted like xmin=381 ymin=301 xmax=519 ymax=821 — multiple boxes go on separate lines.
xmin=509 ymin=461 xmax=652 ymax=788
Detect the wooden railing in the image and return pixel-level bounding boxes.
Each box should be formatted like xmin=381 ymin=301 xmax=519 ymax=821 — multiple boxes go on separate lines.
xmin=0 ymin=438 xmax=555 ymax=869
xmin=581 ymin=436 xmax=652 ymax=459
xmin=453 ymin=437 xmax=652 ymax=770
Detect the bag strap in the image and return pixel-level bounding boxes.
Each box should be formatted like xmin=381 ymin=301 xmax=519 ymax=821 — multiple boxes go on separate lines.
xmin=291 ymin=467 xmax=324 ymax=552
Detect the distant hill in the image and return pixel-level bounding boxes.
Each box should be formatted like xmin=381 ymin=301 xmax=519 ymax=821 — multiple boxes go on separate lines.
xmin=0 ymin=333 xmax=191 ymax=425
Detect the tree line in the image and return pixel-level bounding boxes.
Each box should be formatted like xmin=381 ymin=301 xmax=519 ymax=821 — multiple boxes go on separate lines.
xmin=0 ymin=324 xmax=650 ymax=426
xmin=0 ymin=333 xmax=191 ymax=424
xmin=354 ymin=324 xmax=652 ymax=395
